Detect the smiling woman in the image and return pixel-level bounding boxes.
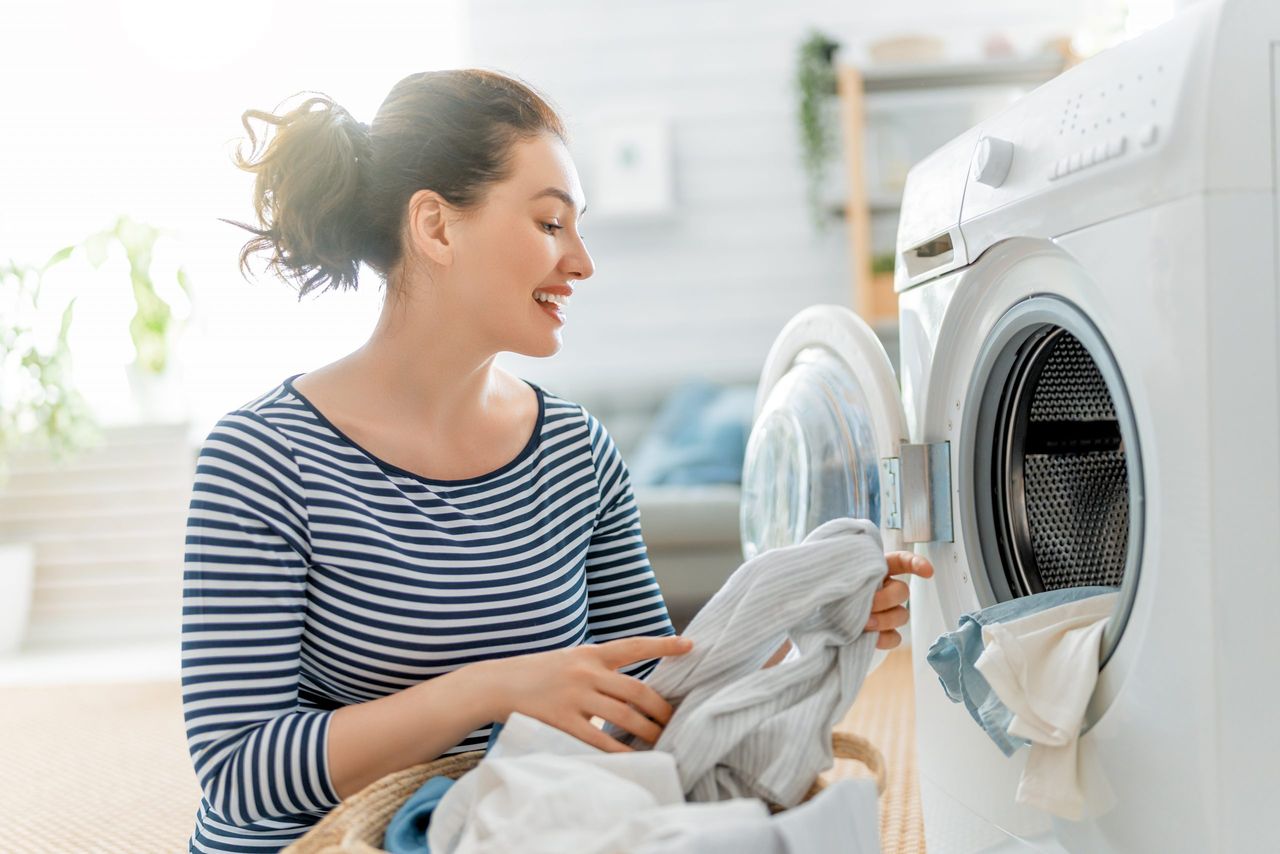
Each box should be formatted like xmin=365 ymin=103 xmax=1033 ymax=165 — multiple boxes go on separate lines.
xmin=180 ymin=69 xmax=669 ymax=854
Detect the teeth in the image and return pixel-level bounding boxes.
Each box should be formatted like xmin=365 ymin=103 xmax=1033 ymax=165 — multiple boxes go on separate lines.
xmin=534 ymin=292 xmax=569 ymax=308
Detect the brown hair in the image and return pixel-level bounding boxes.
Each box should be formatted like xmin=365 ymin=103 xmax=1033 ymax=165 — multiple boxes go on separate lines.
xmin=224 ymin=69 xmax=567 ymax=299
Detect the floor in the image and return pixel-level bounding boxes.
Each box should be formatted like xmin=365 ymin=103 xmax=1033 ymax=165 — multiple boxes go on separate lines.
xmin=0 ymin=644 xmax=925 ymax=852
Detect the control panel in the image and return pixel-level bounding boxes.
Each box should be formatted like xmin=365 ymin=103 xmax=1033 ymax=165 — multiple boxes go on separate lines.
xmin=1046 ymin=64 xmax=1169 ymax=182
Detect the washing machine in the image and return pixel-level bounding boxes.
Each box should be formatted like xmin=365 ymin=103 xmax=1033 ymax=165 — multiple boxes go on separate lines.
xmin=738 ymin=0 xmax=1280 ymax=851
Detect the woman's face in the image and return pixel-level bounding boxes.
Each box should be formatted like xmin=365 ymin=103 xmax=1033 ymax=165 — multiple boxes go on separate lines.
xmin=441 ymin=132 xmax=594 ymax=359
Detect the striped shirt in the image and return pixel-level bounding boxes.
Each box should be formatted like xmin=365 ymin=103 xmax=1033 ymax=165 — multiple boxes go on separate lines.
xmin=181 ymin=374 xmax=675 ymax=852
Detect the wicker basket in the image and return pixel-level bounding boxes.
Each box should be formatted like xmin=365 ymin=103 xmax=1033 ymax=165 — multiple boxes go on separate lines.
xmin=284 ymin=731 xmax=886 ymax=854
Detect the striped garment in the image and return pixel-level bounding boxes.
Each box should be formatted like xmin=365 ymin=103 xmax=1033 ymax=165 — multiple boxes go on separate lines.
xmin=635 ymin=516 xmax=885 ymax=808
xmin=181 ymin=373 xmax=675 ymax=852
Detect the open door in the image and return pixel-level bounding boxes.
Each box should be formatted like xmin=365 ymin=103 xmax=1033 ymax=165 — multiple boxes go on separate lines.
xmin=741 ymin=304 xmax=910 ymax=559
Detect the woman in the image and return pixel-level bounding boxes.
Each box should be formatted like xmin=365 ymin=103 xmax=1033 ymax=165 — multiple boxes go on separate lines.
xmin=181 ymin=68 xmax=932 ymax=852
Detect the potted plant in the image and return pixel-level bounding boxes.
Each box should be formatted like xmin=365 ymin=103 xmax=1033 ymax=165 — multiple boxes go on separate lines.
xmin=0 ymin=247 xmax=101 ymax=654
xmin=795 ymin=29 xmax=843 ymax=233
xmin=0 ymin=216 xmax=191 ymax=653
xmin=84 ymin=215 xmax=195 ymax=422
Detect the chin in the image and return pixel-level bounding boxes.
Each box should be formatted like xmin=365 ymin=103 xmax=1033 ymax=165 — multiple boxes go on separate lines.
xmin=512 ymin=335 xmax=563 ymax=359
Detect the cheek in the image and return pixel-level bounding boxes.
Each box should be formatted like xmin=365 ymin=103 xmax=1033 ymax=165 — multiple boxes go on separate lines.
xmin=457 ymin=233 xmax=537 ymax=301
xmin=500 ymin=231 xmax=557 ymax=287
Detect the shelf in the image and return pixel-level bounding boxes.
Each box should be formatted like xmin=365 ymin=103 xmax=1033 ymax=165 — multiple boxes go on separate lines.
xmin=829 ymin=197 xmax=900 ymax=219
xmin=835 ymin=53 xmax=1068 ymax=331
xmin=869 ymin=194 xmax=902 ymax=212
xmin=859 ymin=54 xmax=1066 ymax=93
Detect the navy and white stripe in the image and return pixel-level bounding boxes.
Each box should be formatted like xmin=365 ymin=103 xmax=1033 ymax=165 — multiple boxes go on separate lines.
xmin=181 ymin=374 xmax=674 ymax=852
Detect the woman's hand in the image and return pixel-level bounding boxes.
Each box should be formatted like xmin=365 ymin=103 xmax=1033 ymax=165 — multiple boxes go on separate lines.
xmin=483 ymin=635 xmax=692 ymax=753
xmin=865 ymin=551 xmax=935 ymax=649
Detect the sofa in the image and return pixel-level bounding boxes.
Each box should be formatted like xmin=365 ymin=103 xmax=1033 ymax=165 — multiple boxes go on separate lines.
xmin=567 ymin=378 xmax=757 ymax=632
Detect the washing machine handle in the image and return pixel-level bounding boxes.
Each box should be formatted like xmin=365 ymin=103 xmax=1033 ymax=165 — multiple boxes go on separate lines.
xmin=880 ymin=442 xmax=954 ymax=543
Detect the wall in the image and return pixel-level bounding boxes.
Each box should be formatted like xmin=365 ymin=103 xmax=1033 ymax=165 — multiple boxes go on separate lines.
xmin=476 ymin=0 xmax=1124 ymax=400
xmin=3 ymin=1 xmax=1155 ymax=437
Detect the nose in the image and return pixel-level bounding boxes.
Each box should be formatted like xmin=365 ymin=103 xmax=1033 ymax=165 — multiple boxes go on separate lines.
xmin=563 ymin=234 xmax=594 ymax=281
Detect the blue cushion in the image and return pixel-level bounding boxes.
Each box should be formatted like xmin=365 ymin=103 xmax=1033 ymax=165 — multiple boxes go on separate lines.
xmin=628 ymin=379 xmax=756 ymax=486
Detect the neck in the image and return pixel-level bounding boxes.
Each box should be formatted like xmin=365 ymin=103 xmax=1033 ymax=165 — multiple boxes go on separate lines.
xmin=346 ymin=280 xmax=511 ymax=431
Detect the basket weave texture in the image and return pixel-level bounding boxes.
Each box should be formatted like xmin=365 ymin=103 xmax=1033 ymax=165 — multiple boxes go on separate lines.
xmin=284 ymin=730 xmax=886 ymax=854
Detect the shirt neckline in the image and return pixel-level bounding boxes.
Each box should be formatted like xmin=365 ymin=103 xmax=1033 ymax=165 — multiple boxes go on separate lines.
xmin=282 ymin=372 xmax=546 ymax=487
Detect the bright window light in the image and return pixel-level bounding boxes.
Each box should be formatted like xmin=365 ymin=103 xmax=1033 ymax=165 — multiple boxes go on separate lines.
xmin=1 ymin=0 xmax=466 ymax=428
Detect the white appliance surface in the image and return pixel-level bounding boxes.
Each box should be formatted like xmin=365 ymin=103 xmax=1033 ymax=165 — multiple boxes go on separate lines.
xmin=741 ymin=1 xmax=1280 ymax=851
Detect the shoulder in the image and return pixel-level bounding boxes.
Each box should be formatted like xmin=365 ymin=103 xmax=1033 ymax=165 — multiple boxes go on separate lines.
xmin=196 ymin=377 xmax=308 ymax=478
xmin=527 ymin=382 xmax=619 ymax=462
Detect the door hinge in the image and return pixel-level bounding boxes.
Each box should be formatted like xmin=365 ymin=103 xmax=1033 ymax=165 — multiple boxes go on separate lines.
xmin=880 ymin=442 xmax=954 ymax=543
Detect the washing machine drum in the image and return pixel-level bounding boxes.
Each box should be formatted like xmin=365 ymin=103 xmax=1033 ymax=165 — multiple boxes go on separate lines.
xmin=969 ymin=299 xmax=1144 ymax=613
xmin=988 ymin=331 xmax=1128 ymax=591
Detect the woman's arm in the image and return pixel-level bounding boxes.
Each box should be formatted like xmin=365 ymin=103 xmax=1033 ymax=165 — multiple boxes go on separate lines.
xmin=183 ymin=413 xmax=342 ymax=823
xmin=326 ymin=658 xmax=500 ymax=798
xmin=579 ymin=409 xmax=677 ymax=676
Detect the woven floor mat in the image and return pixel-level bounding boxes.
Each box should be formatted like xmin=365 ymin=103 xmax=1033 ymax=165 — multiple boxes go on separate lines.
xmin=830 ymin=644 xmax=927 ymax=853
xmin=0 ymin=678 xmax=201 ymax=852
xmin=0 ymin=645 xmax=925 ymax=853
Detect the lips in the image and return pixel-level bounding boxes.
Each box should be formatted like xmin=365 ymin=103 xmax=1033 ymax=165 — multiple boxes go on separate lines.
xmin=535 ymin=298 xmax=566 ymax=324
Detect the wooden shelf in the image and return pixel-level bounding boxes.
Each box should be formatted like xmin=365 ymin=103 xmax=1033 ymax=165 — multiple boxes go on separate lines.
xmin=835 ymin=54 xmax=1069 ymax=328
xmin=860 ymin=54 xmax=1068 ymax=93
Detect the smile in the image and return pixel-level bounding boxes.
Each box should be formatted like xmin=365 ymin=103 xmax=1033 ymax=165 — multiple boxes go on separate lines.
xmin=533 ymin=291 xmax=570 ymax=308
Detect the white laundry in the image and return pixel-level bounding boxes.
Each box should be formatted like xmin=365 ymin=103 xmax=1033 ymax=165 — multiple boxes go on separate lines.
xmin=428 ymin=711 xmax=880 ymax=854
xmin=616 ymin=516 xmax=888 ymax=807
xmin=631 ymin=777 xmax=879 ymax=854
xmin=974 ymin=592 xmax=1120 ymax=820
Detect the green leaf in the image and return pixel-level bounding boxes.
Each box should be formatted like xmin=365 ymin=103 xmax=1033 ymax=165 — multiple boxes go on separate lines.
xmin=58 ymin=298 xmax=77 ymax=343
xmin=41 ymin=245 xmax=75 ymax=273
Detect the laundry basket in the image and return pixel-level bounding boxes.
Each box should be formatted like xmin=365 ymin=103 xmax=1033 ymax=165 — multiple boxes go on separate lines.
xmin=284 ymin=731 xmax=886 ymax=854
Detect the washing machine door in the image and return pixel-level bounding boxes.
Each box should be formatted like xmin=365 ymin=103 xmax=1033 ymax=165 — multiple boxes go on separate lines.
xmin=740 ymin=305 xmax=913 ymax=559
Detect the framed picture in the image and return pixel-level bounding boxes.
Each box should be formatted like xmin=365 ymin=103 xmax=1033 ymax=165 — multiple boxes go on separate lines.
xmin=587 ymin=115 xmax=675 ymax=219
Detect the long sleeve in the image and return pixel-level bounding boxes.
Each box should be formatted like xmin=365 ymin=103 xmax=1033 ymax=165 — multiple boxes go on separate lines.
xmin=581 ymin=409 xmax=676 ymax=679
xmin=181 ymin=410 xmax=341 ymax=825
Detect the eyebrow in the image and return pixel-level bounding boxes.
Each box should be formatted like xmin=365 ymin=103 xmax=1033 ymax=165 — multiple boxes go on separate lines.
xmin=530 ymin=187 xmax=587 ymax=216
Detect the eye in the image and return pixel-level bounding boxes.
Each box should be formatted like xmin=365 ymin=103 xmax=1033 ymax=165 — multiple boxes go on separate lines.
xmin=540 ymin=221 xmax=586 ymax=240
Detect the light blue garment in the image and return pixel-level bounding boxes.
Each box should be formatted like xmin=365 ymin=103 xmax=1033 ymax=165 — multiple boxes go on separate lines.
xmin=926 ymin=586 xmax=1118 ymax=757
xmin=628 ymin=379 xmax=756 ymax=486
xmin=384 ymin=776 xmax=455 ymax=854
xmin=382 ymin=724 xmax=505 ymax=853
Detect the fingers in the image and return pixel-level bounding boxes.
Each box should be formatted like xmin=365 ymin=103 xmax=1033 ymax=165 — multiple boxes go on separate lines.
xmin=876 ymin=629 xmax=903 ymax=650
xmin=599 ymin=672 xmax=674 ymax=726
xmin=589 ymin=695 xmax=663 ymax=746
xmin=864 ymin=605 xmax=909 ymax=633
xmin=564 ymin=716 xmax=635 ymax=753
xmin=597 ymin=635 xmax=693 ymax=669
xmin=885 ymin=550 xmax=934 ymax=579
xmin=870 ymin=578 xmax=910 ymax=615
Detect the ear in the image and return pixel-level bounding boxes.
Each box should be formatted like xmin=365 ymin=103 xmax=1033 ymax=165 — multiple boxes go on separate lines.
xmin=405 ymin=188 xmax=456 ymax=266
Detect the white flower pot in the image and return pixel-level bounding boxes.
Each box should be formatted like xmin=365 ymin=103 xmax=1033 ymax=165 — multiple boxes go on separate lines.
xmin=0 ymin=541 xmax=36 ymax=655
xmin=125 ymin=361 xmax=186 ymax=423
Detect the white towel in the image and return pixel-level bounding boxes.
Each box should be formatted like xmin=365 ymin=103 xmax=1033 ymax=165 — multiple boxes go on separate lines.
xmin=428 ymin=712 xmax=878 ymax=854
xmin=428 ymin=712 xmax=744 ymax=853
xmin=631 ymin=777 xmax=879 ymax=854
xmin=630 ymin=516 xmax=888 ymax=807
xmin=974 ymin=592 xmax=1120 ymax=820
